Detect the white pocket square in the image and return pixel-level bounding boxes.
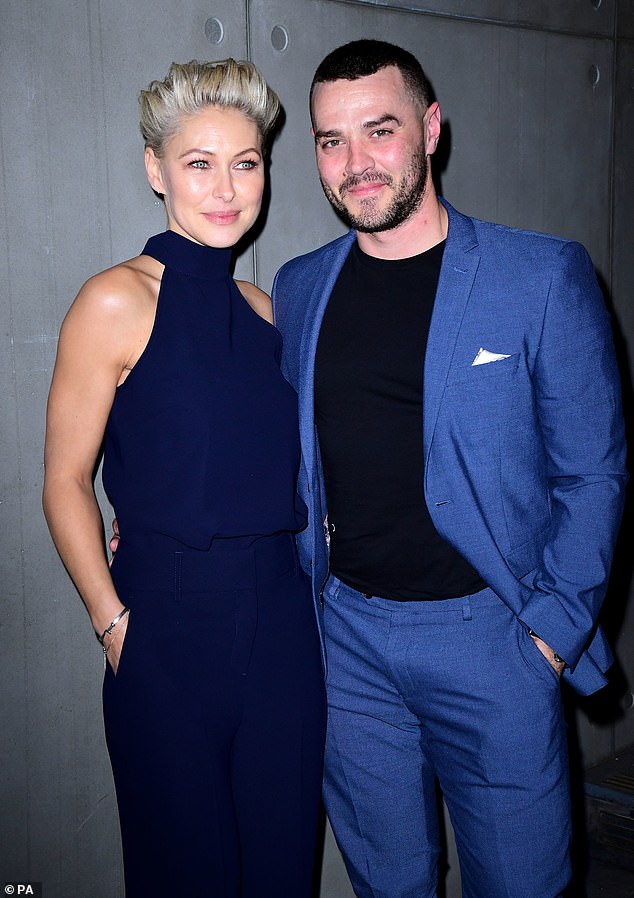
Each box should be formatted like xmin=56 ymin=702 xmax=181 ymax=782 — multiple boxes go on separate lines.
xmin=471 ymin=347 xmax=512 ymax=367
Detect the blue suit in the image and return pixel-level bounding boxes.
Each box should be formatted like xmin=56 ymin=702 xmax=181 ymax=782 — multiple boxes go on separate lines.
xmin=273 ymin=199 xmax=627 ymax=896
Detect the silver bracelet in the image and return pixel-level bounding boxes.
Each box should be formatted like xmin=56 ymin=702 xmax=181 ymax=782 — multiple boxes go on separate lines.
xmin=97 ymin=607 xmax=130 ymax=649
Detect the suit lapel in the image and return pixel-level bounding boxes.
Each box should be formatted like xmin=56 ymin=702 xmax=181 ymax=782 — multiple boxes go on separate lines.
xmin=298 ymin=231 xmax=356 ymax=479
xmin=424 ymin=201 xmax=481 ymax=462
xmin=295 ymin=205 xmax=480 ymax=475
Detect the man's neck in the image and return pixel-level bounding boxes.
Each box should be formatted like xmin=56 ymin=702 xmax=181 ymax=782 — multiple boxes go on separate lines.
xmin=355 ymin=190 xmax=447 ymax=261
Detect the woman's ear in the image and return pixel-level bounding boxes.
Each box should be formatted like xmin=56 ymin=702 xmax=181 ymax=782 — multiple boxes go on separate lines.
xmin=144 ymin=147 xmax=165 ymax=196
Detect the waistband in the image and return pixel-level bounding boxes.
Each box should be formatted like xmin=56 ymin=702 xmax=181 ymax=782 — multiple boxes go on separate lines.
xmin=110 ymin=531 xmax=298 ymax=593
xmin=329 ymin=575 xmax=499 ymax=619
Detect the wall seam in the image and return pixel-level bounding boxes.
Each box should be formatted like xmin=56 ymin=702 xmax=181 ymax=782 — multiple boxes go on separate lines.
xmin=326 ymin=0 xmax=615 ymax=41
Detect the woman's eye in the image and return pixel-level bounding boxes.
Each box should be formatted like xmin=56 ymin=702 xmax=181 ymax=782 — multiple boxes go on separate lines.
xmin=189 ymin=159 xmax=208 ymax=169
xmin=235 ymin=159 xmax=259 ymax=170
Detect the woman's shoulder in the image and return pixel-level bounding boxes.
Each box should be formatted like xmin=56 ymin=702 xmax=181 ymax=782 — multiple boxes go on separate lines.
xmin=235 ymin=280 xmax=273 ymax=324
xmin=70 ymin=254 xmax=162 ymax=323
xmin=58 ymin=255 xmax=162 ymax=361
xmin=82 ymin=254 xmax=161 ymax=305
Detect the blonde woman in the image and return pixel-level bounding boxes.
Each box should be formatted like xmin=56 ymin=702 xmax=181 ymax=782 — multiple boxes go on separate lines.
xmin=43 ymin=60 xmax=325 ymax=897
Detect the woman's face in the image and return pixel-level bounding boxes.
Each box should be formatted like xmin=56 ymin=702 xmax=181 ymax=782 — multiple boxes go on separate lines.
xmin=145 ymin=105 xmax=265 ymax=248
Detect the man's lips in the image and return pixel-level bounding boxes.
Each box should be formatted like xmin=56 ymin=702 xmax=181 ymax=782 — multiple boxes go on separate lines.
xmin=346 ymin=182 xmax=385 ymax=198
xmin=341 ymin=176 xmax=391 ymax=199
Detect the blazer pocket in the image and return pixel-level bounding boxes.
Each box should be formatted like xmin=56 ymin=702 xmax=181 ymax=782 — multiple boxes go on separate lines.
xmin=446 ymin=352 xmax=520 ymax=387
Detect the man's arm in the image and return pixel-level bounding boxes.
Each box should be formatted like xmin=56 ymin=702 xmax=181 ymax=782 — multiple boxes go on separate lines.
xmin=518 ymin=240 xmax=627 ymax=670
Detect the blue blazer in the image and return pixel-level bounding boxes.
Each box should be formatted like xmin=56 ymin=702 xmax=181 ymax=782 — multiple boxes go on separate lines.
xmin=273 ymin=199 xmax=627 ymax=695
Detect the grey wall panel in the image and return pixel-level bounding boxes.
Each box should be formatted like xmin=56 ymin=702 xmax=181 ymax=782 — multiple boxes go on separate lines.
xmin=0 ymin=1 xmax=117 ymax=890
xmin=612 ymin=37 xmax=634 ymax=752
xmin=612 ymin=39 xmax=634 ymax=386
xmin=436 ymin=31 xmax=612 ymax=278
xmin=617 ymin=0 xmax=634 ymax=39
xmin=0 ymin=218 xmax=28 ymax=880
xmin=338 ymin=0 xmax=616 ymax=36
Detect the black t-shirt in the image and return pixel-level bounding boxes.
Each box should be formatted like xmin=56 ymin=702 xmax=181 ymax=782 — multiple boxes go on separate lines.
xmin=314 ymin=239 xmax=485 ymax=600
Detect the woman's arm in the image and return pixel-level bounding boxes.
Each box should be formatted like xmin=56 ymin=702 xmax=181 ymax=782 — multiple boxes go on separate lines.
xmin=43 ymin=264 xmax=153 ymax=670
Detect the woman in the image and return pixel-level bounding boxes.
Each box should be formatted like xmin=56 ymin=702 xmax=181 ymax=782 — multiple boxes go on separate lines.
xmin=43 ymin=59 xmax=326 ymax=898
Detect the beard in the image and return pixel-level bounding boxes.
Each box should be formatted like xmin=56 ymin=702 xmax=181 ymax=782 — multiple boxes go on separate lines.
xmin=319 ymin=147 xmax=428 ymax=233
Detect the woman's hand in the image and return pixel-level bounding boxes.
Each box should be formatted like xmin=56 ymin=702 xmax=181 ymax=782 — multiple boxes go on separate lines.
xmin=109 ymin=518 xmax=120 ymax=565
xmin=104 ymin=610 xmax=130 ymax=675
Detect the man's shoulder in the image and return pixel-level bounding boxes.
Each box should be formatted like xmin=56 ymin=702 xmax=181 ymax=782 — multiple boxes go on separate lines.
xmin=444 ymin=198 xmax=579 ymax=259
xmin=276 ymin=230 xmax=355 ymax=282
xmin=476 ymin=217 xmax=571 ymax=253
xmin=444 ymin=201 xmax=600 ymax=311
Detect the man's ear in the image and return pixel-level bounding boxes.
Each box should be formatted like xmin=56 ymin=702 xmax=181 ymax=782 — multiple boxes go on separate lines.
xmin=424 ymin=101 xmax=441 ymax=156
xmin=144 ymin=147 xmax=165 ymax=196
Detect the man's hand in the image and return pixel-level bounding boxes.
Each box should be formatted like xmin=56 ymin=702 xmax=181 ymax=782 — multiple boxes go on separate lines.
xmin=108 ymin=517 xmax=119 ymax=566
xmin=529 ymin=631 xmax=565 ymax=677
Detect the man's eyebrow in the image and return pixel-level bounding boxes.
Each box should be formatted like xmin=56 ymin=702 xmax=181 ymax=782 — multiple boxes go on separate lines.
xmin=363 ymin=114 xmax=402 ymax=129
xmin=313 ymin=129 xmax=341 ymax=141
xmin=314 ymin=114 xmax=402 ymax=143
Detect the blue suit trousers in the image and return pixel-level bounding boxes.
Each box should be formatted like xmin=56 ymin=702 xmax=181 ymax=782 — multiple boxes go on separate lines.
xmin=322 ymin=576 xmax=571 ymax=898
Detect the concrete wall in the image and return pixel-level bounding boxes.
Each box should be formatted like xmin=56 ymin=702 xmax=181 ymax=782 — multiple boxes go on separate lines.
xmin=1 ymin=1 xmax=632 ymax=895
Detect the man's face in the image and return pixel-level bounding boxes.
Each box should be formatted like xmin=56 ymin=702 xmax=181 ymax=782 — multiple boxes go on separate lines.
xmin=311 ymin=67 xmax=434 ymax=233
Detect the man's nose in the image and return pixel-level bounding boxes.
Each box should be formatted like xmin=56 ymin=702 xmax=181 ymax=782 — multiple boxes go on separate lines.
xmin=345 ymin=140 xmax=374 ymax=176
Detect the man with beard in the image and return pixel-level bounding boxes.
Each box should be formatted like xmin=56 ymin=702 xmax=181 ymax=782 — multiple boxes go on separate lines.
xmin=273 ymin=40 xmax=627 ymax=898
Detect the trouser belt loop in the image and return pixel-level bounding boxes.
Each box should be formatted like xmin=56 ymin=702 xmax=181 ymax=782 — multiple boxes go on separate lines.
xmin=462 ymin=596 xmax=473 ymax=621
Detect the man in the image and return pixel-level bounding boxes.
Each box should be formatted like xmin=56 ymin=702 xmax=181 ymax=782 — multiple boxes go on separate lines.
xmin=272 ymin=39 xmax=627 ymax=898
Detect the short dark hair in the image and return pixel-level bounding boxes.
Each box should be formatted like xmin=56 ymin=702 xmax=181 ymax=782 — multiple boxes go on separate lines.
xmin=310 ymin=39 xmax=433 ymax=120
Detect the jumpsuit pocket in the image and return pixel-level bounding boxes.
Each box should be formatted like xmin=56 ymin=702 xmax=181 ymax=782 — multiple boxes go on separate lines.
xmin=110 ymin=605 xmax=135 ymax=681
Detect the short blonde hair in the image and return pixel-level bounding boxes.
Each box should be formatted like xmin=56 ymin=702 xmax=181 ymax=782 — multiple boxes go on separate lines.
xmin=140 ymin=59 xmax=280 ymax=156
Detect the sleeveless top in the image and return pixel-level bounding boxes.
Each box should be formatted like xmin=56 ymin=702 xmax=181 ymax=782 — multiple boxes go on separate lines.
xmin=102 ymin=230 xmax=307 ymax=549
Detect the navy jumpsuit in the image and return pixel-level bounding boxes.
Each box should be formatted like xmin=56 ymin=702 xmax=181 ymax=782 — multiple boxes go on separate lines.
xmin=101 ymin=231 xmax=326 ymax=897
